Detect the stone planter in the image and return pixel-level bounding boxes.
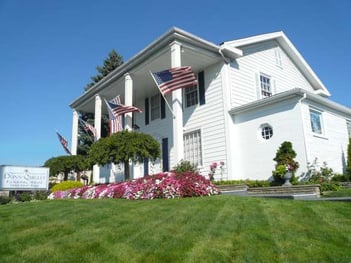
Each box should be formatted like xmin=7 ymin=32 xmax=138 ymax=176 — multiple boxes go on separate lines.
xmin=283 ymin=171 xmax=292 ymax=186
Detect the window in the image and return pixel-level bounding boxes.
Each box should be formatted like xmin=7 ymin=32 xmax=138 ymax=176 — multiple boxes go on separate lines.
xmin=261 ymin=125 xmax=273 ymax=140
xmin=260 ymin=74 xmax=272 ymax=98
xmin=183 ymin=130 xmax=202 ymax=166
xmin=347 ymin=120 xmax=351 ymax=138
xmin=310 ymin=109 xmax=323 ymax=134
xmin=185 ymin=86 xmax=198 ymax=108
xmin=150 ymin=94 xmax=160 ymax=121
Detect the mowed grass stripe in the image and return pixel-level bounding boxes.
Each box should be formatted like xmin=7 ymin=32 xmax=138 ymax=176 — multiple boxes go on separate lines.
xmin=1 ymin=196 xmax=351 ymax=263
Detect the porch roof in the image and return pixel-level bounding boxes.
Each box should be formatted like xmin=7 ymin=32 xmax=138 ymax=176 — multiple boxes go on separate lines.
xmin=70 ymin=27 xmax=242 ymax=113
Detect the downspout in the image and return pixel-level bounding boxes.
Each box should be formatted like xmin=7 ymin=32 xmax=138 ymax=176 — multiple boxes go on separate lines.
xmin=298 ymin=92 xmax=309 ymax=175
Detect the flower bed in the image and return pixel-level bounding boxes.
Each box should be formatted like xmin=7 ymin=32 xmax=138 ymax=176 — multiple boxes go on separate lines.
xmin=48 ymin=172 xmax=219 ymax=200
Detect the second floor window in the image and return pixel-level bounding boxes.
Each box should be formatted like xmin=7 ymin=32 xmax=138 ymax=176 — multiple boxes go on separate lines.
xmin=150 ymin=94 xmax=160 ymax=121
xmin=185 ymin=86 xmax=198 ymax=108
xmin=260 ymin=74 xmax=272 ymax=98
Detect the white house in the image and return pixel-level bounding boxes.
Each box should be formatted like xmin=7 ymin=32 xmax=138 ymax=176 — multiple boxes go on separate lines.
xmin=70 ymin=27 xmax=351 ymax=183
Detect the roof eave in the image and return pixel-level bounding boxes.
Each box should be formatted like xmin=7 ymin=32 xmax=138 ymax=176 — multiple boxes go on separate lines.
xmin=70 ymin=27 xmax=242 ymax=109
xmin=229 ymin=88 xmax=351 ymax=116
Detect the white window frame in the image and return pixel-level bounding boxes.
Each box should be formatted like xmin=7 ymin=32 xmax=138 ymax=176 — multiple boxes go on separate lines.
xmin=260 ymin=124 xmax=273 ymax=140
xmin=183 ymin=129 xmax=202 ymax=166
xmin=309 ymin=108 xmax=324 ymax=135
xmin=150 ymin=94 xmax=160 ymax=121
xmin=184 ymin=85 xmax=198 ymax=108
xmin=260 ymin=74 xmax=272 ymax=98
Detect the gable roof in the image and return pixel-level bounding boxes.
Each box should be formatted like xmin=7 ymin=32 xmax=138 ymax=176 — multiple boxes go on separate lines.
xmin=222 ymin=31 xmax=331 ymax=97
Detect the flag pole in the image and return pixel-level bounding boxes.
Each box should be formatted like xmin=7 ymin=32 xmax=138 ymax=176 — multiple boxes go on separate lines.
xmin=149 ymin=71 xmax=176 ymax=119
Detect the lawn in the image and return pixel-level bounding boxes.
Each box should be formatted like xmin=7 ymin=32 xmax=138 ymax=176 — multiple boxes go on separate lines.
xmin=0 ymin=195 xmax=350 ymax=263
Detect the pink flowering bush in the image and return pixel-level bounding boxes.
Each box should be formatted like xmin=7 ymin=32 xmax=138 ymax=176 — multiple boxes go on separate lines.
xmin=47 ymin=172 xmax=219 ymax=200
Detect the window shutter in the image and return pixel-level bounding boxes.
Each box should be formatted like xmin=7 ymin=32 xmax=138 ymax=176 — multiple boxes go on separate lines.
xmin=145 ymin=98 xmax=149 ymax=125
xmin=161 ymin=95 xmax=166 ymax=119
xmin=255 ymin=73 xmax=261 ymax=99
xmin=272 ymin=79 xmax=277 ymax=95
xmin=198 ymin=71 xmax=205 ymax=105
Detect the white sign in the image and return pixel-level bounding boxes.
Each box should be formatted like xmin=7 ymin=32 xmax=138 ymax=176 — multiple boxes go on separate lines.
xmin=0 ymin=165 xmax=49 ymax=190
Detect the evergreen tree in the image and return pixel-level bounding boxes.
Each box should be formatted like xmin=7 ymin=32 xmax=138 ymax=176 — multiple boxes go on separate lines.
xmin=84 ymin=49 xmax=123 ymax=91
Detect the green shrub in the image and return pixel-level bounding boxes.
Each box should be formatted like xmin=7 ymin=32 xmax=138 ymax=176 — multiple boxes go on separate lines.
xmin=332 ymin=173 xmax=351 ymax=182
xmin=214 ymin=180 xmax=270 ymax=188
xmin=0 ymin=195 xmax=11 ymax=205
xmin=272 ymin=141 xmax=299 ymax=185
xmin=15 ymin=192 xmax=32 ymax=202
xmin=172 ymin=160 xmax=198 ymax=174
xmin=320 ymin=182 xmax=342 ymax=192
xmin=51 ymin=181 xmax=84 ymax=192
xmin=32 ymin=191 xmax=50 ymax=200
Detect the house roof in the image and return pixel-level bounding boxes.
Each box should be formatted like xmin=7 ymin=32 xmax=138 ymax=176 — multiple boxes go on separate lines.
xmin=70 ymin=27 xmax=242 ymax=110
xmin=229 ymin=88 xmax=351 ymax=116
xmin=222 ymin=31 xmax=331 ymax=97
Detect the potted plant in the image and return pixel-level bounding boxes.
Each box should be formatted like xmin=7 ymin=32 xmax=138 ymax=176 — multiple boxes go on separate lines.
xmin=272 ymin=141 xmax=299 ymax=186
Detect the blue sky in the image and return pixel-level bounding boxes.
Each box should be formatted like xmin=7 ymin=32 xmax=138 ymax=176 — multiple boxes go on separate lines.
xmin=0 ymin=0 xmax=350 ymax=166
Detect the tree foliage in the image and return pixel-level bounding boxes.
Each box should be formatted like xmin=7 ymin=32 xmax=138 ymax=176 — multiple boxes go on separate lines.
xmin=88 ymin=131 xmax=161 ymax=180
xmin=44 ymin=155 xmax=90 ymax=181
xmin=84 ymin=49 xmax=123 ymax=91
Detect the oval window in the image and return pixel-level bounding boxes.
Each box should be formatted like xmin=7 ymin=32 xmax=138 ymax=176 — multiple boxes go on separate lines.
xmin=261 ymin=125 xmax=273 ymax=140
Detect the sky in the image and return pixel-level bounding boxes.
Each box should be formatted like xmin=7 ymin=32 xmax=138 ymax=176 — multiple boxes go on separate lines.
xmin=0 ymin=0 xmax=350 ymax=167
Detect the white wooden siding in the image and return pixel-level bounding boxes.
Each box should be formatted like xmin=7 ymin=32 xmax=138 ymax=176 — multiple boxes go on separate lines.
xmin=229 ymin=40 xmax=316 ymax=108
xmin=183 ymin=63 xmax=228 ymax=177
xmin=301 ymin=101 xmax=350 ymax=174
xmin=231 ymin=97 xmax=307 ymax=180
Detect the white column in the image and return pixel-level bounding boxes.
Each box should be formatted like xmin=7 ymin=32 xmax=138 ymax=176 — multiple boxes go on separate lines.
xmin=94 ymin=94 xmax=102 ymax=139
xmin=71 ymin=109 xmax=79 ymax=155
xmin=93 ymin=94 xmax=102 ymax=183
xmin=124 ymin=73 xmax=133 ymax=131
xmin=170 ymin=41 xmax=184 ymax=165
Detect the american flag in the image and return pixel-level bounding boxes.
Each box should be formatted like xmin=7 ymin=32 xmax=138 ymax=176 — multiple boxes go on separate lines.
xmin=151 ymin=66 xmax=198 ymax=95
xmin=79 ymin=118 xmax=97 ymax=140
xmin=107 ymin=100 xmax=142 ymax=117
xmin=104 ymin=96 xmax=123 ymax=135
xmin=56 ymin=131 xmax=71 ymax=155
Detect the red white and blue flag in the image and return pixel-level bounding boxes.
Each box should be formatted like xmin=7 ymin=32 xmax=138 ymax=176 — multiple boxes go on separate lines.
xmin=79 ymin=118 xmax=97 ymax=140
xmin=151 ymin=66 xmax=198 ymax=95
xmin=56 ymin=131 xmax=71 ymax=155
xmin=104 ymin=96 xmax=123 ymax=135
xmin=107 ymin=99 xmax=142 ymax=117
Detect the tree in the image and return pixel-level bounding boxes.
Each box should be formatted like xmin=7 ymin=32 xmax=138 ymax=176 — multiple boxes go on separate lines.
xmin=84 ymin=49 xmax=123 ymax=91
xmin=77 ymin=113 xmax=110 ymax=155
xmin=44 ymin=155 xmax=90 ymax=181
xmin=88 ymin=131 xmax=161 ymax=180
xmin=272 ymin=141 xmax=299 ymax=184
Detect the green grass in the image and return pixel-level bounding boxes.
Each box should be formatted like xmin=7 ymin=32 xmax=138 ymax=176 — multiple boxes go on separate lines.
xmin=0 ymin=196 xmax=350 ymax=263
